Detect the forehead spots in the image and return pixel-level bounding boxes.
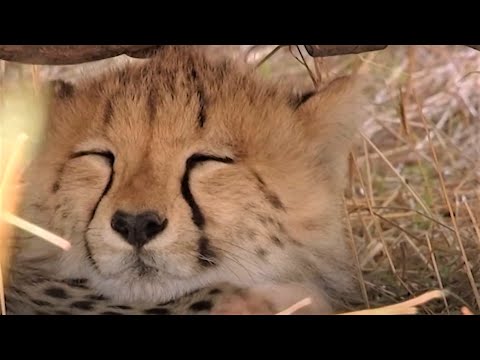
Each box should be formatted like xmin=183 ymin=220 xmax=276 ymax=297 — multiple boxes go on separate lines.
xmin=256 ymin=248 xmax=267 ymax=257
xmin=116 ymin=68 xmax=131 ymax=86
xmin=190 ymin=69 xmax=207 ymax=128
xmin=52 ymin=181 xmax=60 ymax=193
xmin=52 ymin=80 xmax=74 ymax=99
xmin=31 ymin=202 xmax=48 ymax=211
xmin=196 ymin=88 xmax=207 ymax=128
xmin=264 ymin=192 xmax=285 ymax=211
xmin=256 ymin=214 xmax=275 ymax=226
xmin=252 ymin=172 xmax=266 ymax=186
xmin=147 ymin=88 xmax=157 ymax=123
xmin=270 ymin=235 xmax=283 ymax=248
xmin=251 ymin=171 xmax=285 ymax=211
xmin=103 ymin=98 xmax=114 ymax=125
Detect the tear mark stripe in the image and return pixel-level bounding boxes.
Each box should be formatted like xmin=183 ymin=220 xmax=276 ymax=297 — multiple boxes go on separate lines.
xmin=197 ymin=236 xmax=217 ymax=267
xmin=81 ymin=151 xmax=116 ymax=273
xmin=181 ymin=154 xmax=233 ymax=229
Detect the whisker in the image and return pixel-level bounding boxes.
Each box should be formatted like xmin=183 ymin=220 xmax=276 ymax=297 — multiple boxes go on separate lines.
xmin=214 ymin=243 xmax=270 ymax=272
xmin=185 ymin=250 xmax=243 ymax=282
xmin=216 ymin=238 xmax=260 ymax=257
xmin=211 ymin=244 xmax=267 ymax=281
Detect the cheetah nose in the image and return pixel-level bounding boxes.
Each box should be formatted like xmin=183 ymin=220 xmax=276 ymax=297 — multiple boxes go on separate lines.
xmin=111 ymin=210 xmax=168 ymax=248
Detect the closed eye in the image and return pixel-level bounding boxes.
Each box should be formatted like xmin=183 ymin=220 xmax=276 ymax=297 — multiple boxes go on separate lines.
xmin=185 ymin=153 xmax=234 ymax=169
xmin=70 ymin=150 xmax=115 ymax=167
xmin=181 ymin=153 xmax=234 ymax=229
xmin=69 ymin=150 xmax=116 ymax=224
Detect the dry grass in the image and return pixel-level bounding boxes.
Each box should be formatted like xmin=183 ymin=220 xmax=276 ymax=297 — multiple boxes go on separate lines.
xmin=349 ymin=46 xmax=480 ymax=315
xmin=1 ymin=45 xmax=479 ymax=315
xmin=241 ymin=45 xmax=480 ymax=315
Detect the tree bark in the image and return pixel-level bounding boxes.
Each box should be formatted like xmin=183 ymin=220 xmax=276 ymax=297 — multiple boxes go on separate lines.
xmin=0 ymin=45 xmax=162 ymax=65
xmin=467 ymin=45 xmax=480 ymax=51
xmin=0 ymin=45 xmax=479 ymax=65
xmin=304 ymin=45 xmax=388 ymax=57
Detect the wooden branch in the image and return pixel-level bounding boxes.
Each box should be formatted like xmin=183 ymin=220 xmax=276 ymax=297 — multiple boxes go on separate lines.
xmin=304 ymin=45 xmax=388 ymax=57
xmin=305 ymin=45 xmax=480 ymax=58
xmin=0 ymin=45 xmax=479 ymax=65
xmin=467 ymin=45 xmax=480 ymax=51
xmin=0 ymin=45 xmax=162 ymax=65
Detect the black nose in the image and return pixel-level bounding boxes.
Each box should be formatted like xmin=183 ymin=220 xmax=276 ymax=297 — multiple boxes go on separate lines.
xmin=111 ymin=210 xmax=168 ymax=248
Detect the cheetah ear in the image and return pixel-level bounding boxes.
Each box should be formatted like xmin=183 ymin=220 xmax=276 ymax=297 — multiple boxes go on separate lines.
xmin=49 ymin=79 xmax=75 ymax=99
xmin=291 ymin=89 xmax=318 ymax=109
xmin=295 ymin=75 xmax=365 ymax=154
xmin=42 ymin=80 xmax=75 ymax=139
xmin=294 ymin=76 xmax=365 ymax=179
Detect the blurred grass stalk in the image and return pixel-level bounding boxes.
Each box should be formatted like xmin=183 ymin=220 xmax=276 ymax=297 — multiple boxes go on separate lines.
xmin=0 ymin=75 xmax=50 ymax=314
xmin=276 ymin=290 xmax=452 ymax=315
xmin=0 ymin=133 xmax=28 ymax=314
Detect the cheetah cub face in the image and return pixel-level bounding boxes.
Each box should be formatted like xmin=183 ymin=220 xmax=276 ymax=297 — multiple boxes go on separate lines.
xmin=16 ymin=46 xmax=363 ymax=309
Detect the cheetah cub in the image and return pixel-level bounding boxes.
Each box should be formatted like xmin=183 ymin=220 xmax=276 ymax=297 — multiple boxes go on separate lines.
xmin=5 ymin=46 xmax=364 ymax=315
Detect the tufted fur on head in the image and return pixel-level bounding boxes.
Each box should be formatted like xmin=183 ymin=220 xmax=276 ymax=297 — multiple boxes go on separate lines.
xmin=11 ymin=46 xmax=365 ymax=311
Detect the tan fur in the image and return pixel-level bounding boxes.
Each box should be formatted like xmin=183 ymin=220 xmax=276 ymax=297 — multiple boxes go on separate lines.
xmin=8 ymin=46 xmax=365 ymax=314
